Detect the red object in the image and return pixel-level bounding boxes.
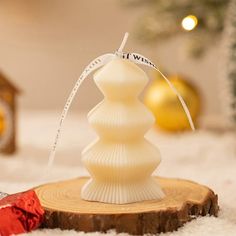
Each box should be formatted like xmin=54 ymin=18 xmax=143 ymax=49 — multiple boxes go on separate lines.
xmin=0 ymin=190 xmax=44 ymax=236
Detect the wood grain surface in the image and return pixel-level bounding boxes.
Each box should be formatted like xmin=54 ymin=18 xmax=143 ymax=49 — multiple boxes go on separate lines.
xmin=35 ymin=177 xmax=218 ymax=235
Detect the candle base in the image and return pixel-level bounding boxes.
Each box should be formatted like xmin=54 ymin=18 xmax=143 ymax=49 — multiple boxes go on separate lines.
xmin=81 ymin=177 xmax=165 ymax=204
xmin=35 ymin=177 xmax=218 ymax=235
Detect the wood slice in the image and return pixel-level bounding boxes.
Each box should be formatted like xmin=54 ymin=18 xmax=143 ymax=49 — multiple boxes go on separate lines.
xmin=35 ymin=177 xmax=218 ymax=235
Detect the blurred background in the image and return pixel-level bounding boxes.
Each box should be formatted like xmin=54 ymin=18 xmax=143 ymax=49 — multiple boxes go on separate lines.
xmin=0 ymin=0 xmax=233 ymax=119
xmin=0 ymin=0 xmax=235 ymax=197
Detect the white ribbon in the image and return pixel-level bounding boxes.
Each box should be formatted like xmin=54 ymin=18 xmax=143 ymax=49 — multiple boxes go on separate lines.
xmin=46 ymin=32 xmax=195 ymax=172
xmin=47 ymin=53 xmax=114 ymax=170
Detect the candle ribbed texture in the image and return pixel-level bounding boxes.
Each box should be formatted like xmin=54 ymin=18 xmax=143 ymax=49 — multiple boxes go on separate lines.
xmin=81 ymin=59 xmax=164 ymax=204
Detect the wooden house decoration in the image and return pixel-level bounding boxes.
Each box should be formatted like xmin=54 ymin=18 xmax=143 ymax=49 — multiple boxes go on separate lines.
xmin=0 ymin=71 xmax=19 ymax=154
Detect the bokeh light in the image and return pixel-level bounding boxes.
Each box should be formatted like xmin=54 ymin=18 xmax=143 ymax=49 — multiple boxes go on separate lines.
xmin=181 ymin=15 xmax=198 ymax=31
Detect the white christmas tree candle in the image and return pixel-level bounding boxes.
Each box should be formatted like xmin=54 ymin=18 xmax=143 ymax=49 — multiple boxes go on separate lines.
xmin=81 ymin=58 xmax=165 ymax=204
xmin=47 ymin=33 xmax=194 ymax=205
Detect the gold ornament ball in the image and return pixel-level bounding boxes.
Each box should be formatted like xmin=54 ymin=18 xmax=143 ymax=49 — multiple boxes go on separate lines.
xmin=144 ymin=75 xmax=200 ymax=131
